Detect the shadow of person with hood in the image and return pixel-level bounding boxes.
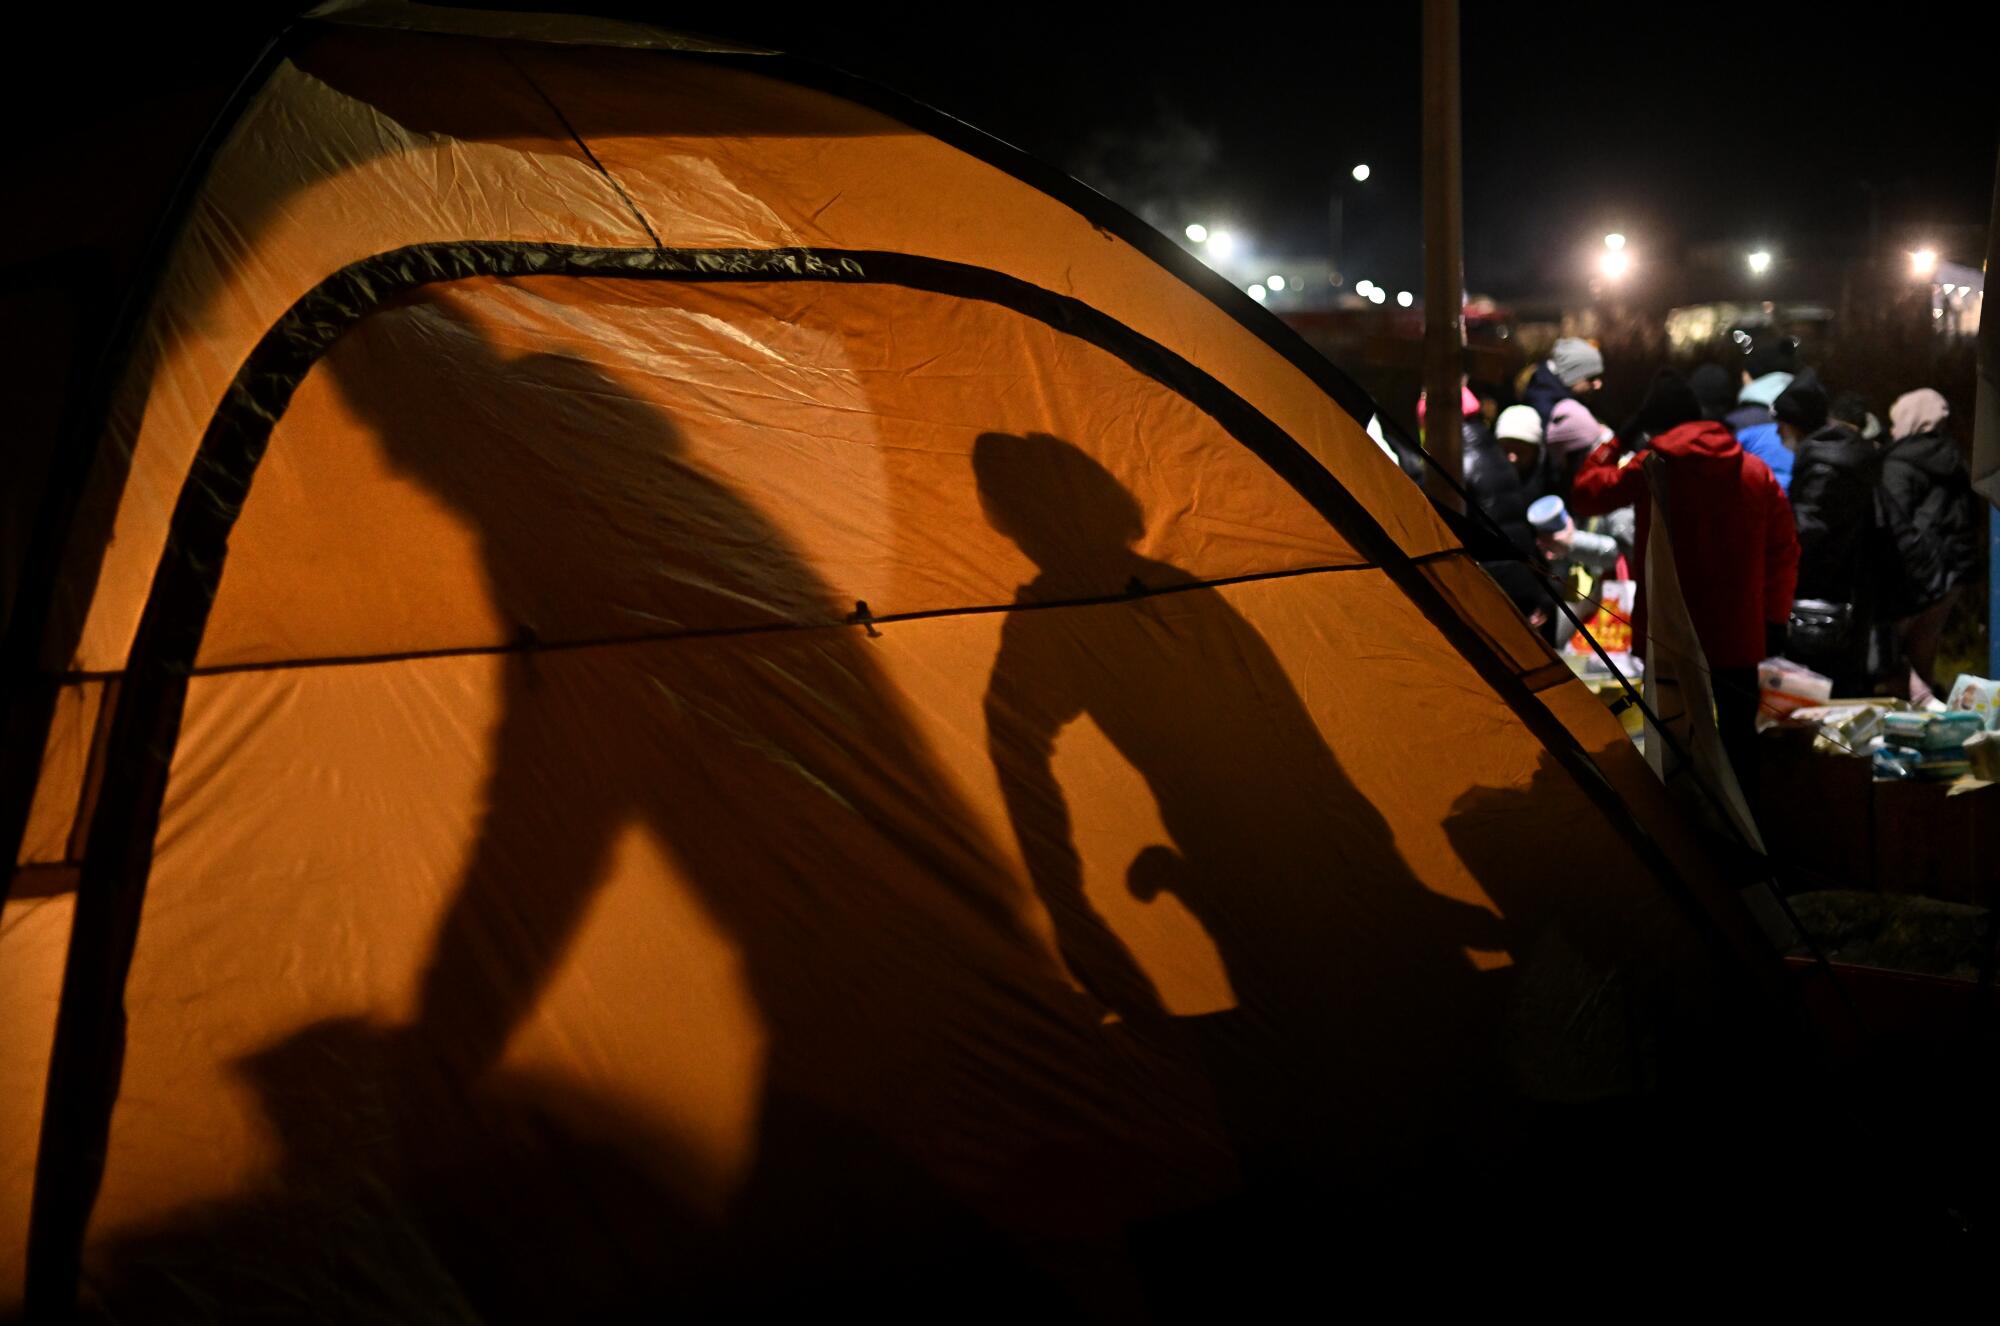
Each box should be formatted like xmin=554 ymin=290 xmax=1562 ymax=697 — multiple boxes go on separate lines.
xmin=974 ymin=431 xmax=1511 ymax=1187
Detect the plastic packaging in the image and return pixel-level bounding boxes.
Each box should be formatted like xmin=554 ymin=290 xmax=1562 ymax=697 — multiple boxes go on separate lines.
xmin=1945 ymin=674 xmax=1999 ymax=731
xmin=1872 ymin=744 xmax=1972 ymax=781
xmin=1757 ymin=656 xmax=1833 ymax=718
xmin=1786 ymin=702 xmax=1885 ymax=755
xmin=1881 ymin=710 xmax=1986 ymax=752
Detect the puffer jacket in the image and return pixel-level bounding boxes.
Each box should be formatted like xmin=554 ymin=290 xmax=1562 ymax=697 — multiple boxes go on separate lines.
xmin=1788 ymin=422 xmax=1879 ymax=605
xmin=1878 ymin=429 xmax=1981 ymax=615
xmin=1457 ymin=421 xmax=1542 ymax=614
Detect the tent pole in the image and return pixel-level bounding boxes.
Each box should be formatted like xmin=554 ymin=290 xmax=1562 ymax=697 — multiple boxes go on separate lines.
xmin=1421 ymin=0 xmax=1465 ymax=513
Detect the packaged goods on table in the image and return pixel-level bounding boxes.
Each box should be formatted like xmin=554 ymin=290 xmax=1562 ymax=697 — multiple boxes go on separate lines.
xmin=1784 ymin=702 xmax=1887 ymax=754
xmin=1757 ymin=657 xmax=1833 ymax=722
xmin=1880 ymin=710 xmax=1986 ymax=752
xmin=1945 ymin=674 xmax=1999 ymax=730
xmin=1872 ymin=744 xmax=1973 ymax=781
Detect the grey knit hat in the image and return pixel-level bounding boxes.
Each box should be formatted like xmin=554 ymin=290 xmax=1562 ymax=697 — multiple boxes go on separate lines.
xmin=1550 ymin=338 xmax=1605 ymax=387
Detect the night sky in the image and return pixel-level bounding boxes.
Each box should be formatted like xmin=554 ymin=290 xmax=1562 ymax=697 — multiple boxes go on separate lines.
xmin=756 ymin=4 xmax=1998 ymax=298
xmin=14 ymin=2 xmax=1997 ymax=299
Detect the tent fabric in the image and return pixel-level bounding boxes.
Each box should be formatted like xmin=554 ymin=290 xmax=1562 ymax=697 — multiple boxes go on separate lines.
xmin=3 ymin=5 xmax=1785 ymax=1314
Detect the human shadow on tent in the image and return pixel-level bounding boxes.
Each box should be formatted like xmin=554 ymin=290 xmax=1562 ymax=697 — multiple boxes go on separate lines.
xmin=88 ymin=298 xmax=1241 ymax=1318
xmin=975 ymin=430 xmax=1512 ymax=1187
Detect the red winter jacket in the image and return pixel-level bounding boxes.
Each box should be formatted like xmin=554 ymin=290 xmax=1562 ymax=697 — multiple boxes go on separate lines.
xmin=1569 ymin=420 xmax=1799 ymax=670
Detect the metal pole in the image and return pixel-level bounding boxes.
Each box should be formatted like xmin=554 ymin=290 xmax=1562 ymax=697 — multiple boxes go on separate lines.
xmin=1422 ymin=0 xmax=1465 ymax=512
xmin=1976 ymin=148 xmax=2000 ymax=676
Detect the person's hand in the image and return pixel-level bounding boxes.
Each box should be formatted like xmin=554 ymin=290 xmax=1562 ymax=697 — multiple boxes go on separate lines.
xmin=1537 ymin=515 xmax=1576 ymax=557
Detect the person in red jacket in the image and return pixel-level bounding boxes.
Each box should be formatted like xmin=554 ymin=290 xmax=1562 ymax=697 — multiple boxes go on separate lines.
xmin=1570 ymin=369 xmax=1799 ymax=785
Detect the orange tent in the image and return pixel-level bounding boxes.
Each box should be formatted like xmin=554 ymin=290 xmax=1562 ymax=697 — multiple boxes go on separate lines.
xmin=2 ymin=3 xmax=1789 ymax=1314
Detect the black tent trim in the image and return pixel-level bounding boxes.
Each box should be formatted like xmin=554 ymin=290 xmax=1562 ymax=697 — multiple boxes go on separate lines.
xmin=23 ymin=238 xmax=1761 ymax=1312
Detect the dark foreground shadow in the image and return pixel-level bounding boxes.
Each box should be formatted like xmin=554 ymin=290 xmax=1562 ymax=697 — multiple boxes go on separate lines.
xmin=83 ymin=1018 xmax=1061 ymax=1322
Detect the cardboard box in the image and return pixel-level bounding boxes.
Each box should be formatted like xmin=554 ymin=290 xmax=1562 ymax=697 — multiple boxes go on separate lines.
xmin=1871 ymin=778 xmax=2000 ymax=906
xmin=1755 ymin=729 xmax=1875 ymax=892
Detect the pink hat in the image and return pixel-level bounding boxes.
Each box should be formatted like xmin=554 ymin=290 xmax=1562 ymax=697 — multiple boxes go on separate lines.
xmin=1547 ymin=398 xmax=1612 ymax=454
xmin=1415 ymin=384 xmax=1480 ymax=422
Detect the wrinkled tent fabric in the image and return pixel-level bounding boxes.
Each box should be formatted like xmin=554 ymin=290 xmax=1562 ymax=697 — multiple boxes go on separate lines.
xmin=3 ymin=3 xmax=1784 ymax=1314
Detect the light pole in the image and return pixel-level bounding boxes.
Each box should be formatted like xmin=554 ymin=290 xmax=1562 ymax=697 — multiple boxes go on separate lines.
xmin=1421 ymin=0 xmax=1464 ymax=510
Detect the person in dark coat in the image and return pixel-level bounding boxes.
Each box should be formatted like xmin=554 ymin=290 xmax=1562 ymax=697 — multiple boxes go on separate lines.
xmin=1422 ymin=386 xmax=1544 ymax=620
xmin=1520 ymin=337 xmax=1605 ymax=429
xmin=1689 ymin=363 xmax=1735 ymax=424
xmin=1878 ymin=388 xmax=1982 ymax=704
xmin=1829 ymin=391 xmax=1884 ymax=445
xmin=1723 ymin=337 xmax=1802 ymax=434
xmin=1778 ymin=379 xmax=1879 ymax=691
xmin=1570 ymin=369 xmax=1799 ymax=786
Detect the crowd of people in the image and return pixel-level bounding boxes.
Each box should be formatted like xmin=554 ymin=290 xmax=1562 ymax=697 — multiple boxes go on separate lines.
xmin=1418 ymin=334 xmax=1985 ymax=785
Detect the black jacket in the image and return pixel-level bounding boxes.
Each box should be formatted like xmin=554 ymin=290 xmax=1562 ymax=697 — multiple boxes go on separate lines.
xmin=1788 ymin=422 xmax=1879 ymax=604
xmin=1458 ymin=421 xmax=1542 ymax=613
xmin=1878 ymin=430 xmax=1981 ymax=615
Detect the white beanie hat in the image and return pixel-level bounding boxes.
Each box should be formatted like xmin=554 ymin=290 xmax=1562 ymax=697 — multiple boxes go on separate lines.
xmin=1495 ymin=404 xmax=1544 ymax=445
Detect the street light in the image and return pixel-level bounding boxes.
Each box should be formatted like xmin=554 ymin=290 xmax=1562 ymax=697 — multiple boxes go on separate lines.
xmin=1206 ymin=229 xmax=1237 ymax=261
xmin=1368 ymin=287 xmax=1386 ymax=304
xmin=1747 ymin=250 xmax=1772 ymax=275
xmin=1604 ymin=232 xmax=1627 ymax=251
xmin=1248 ymin=283 xmax=1268 ymax=303
xmin=1910 ymin=247 xmax=1939 ymax=278
xmin=1351 ymin=163 xmax=1370 ymax=182
xmin=1396 ymin=290 xmax=1414 ymax=308
xmin=1355 ymin=279 xmax=1375 ymax=297
xmin=1268 ymin=274 xmax=1287 ymax=291
xmin=1598 ymin=248 xmax=1632 ymax=281
xmin=1185 ymin=223 xmax=1208 ymax=243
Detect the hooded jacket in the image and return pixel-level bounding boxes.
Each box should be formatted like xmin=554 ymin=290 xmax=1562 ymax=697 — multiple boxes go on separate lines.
xmin=1878 ymin=429 xmax=1981 ymax=614
xmin=1788 ymin=422 xmax=1880 ymax=604
xmin=1521 ymin=362 xmax=1574 ymax=429
xmin=1569 ymin=420 xmax=1799 ymax=670
xmin=1735 ymin=420 xmax=1792 ymax=493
